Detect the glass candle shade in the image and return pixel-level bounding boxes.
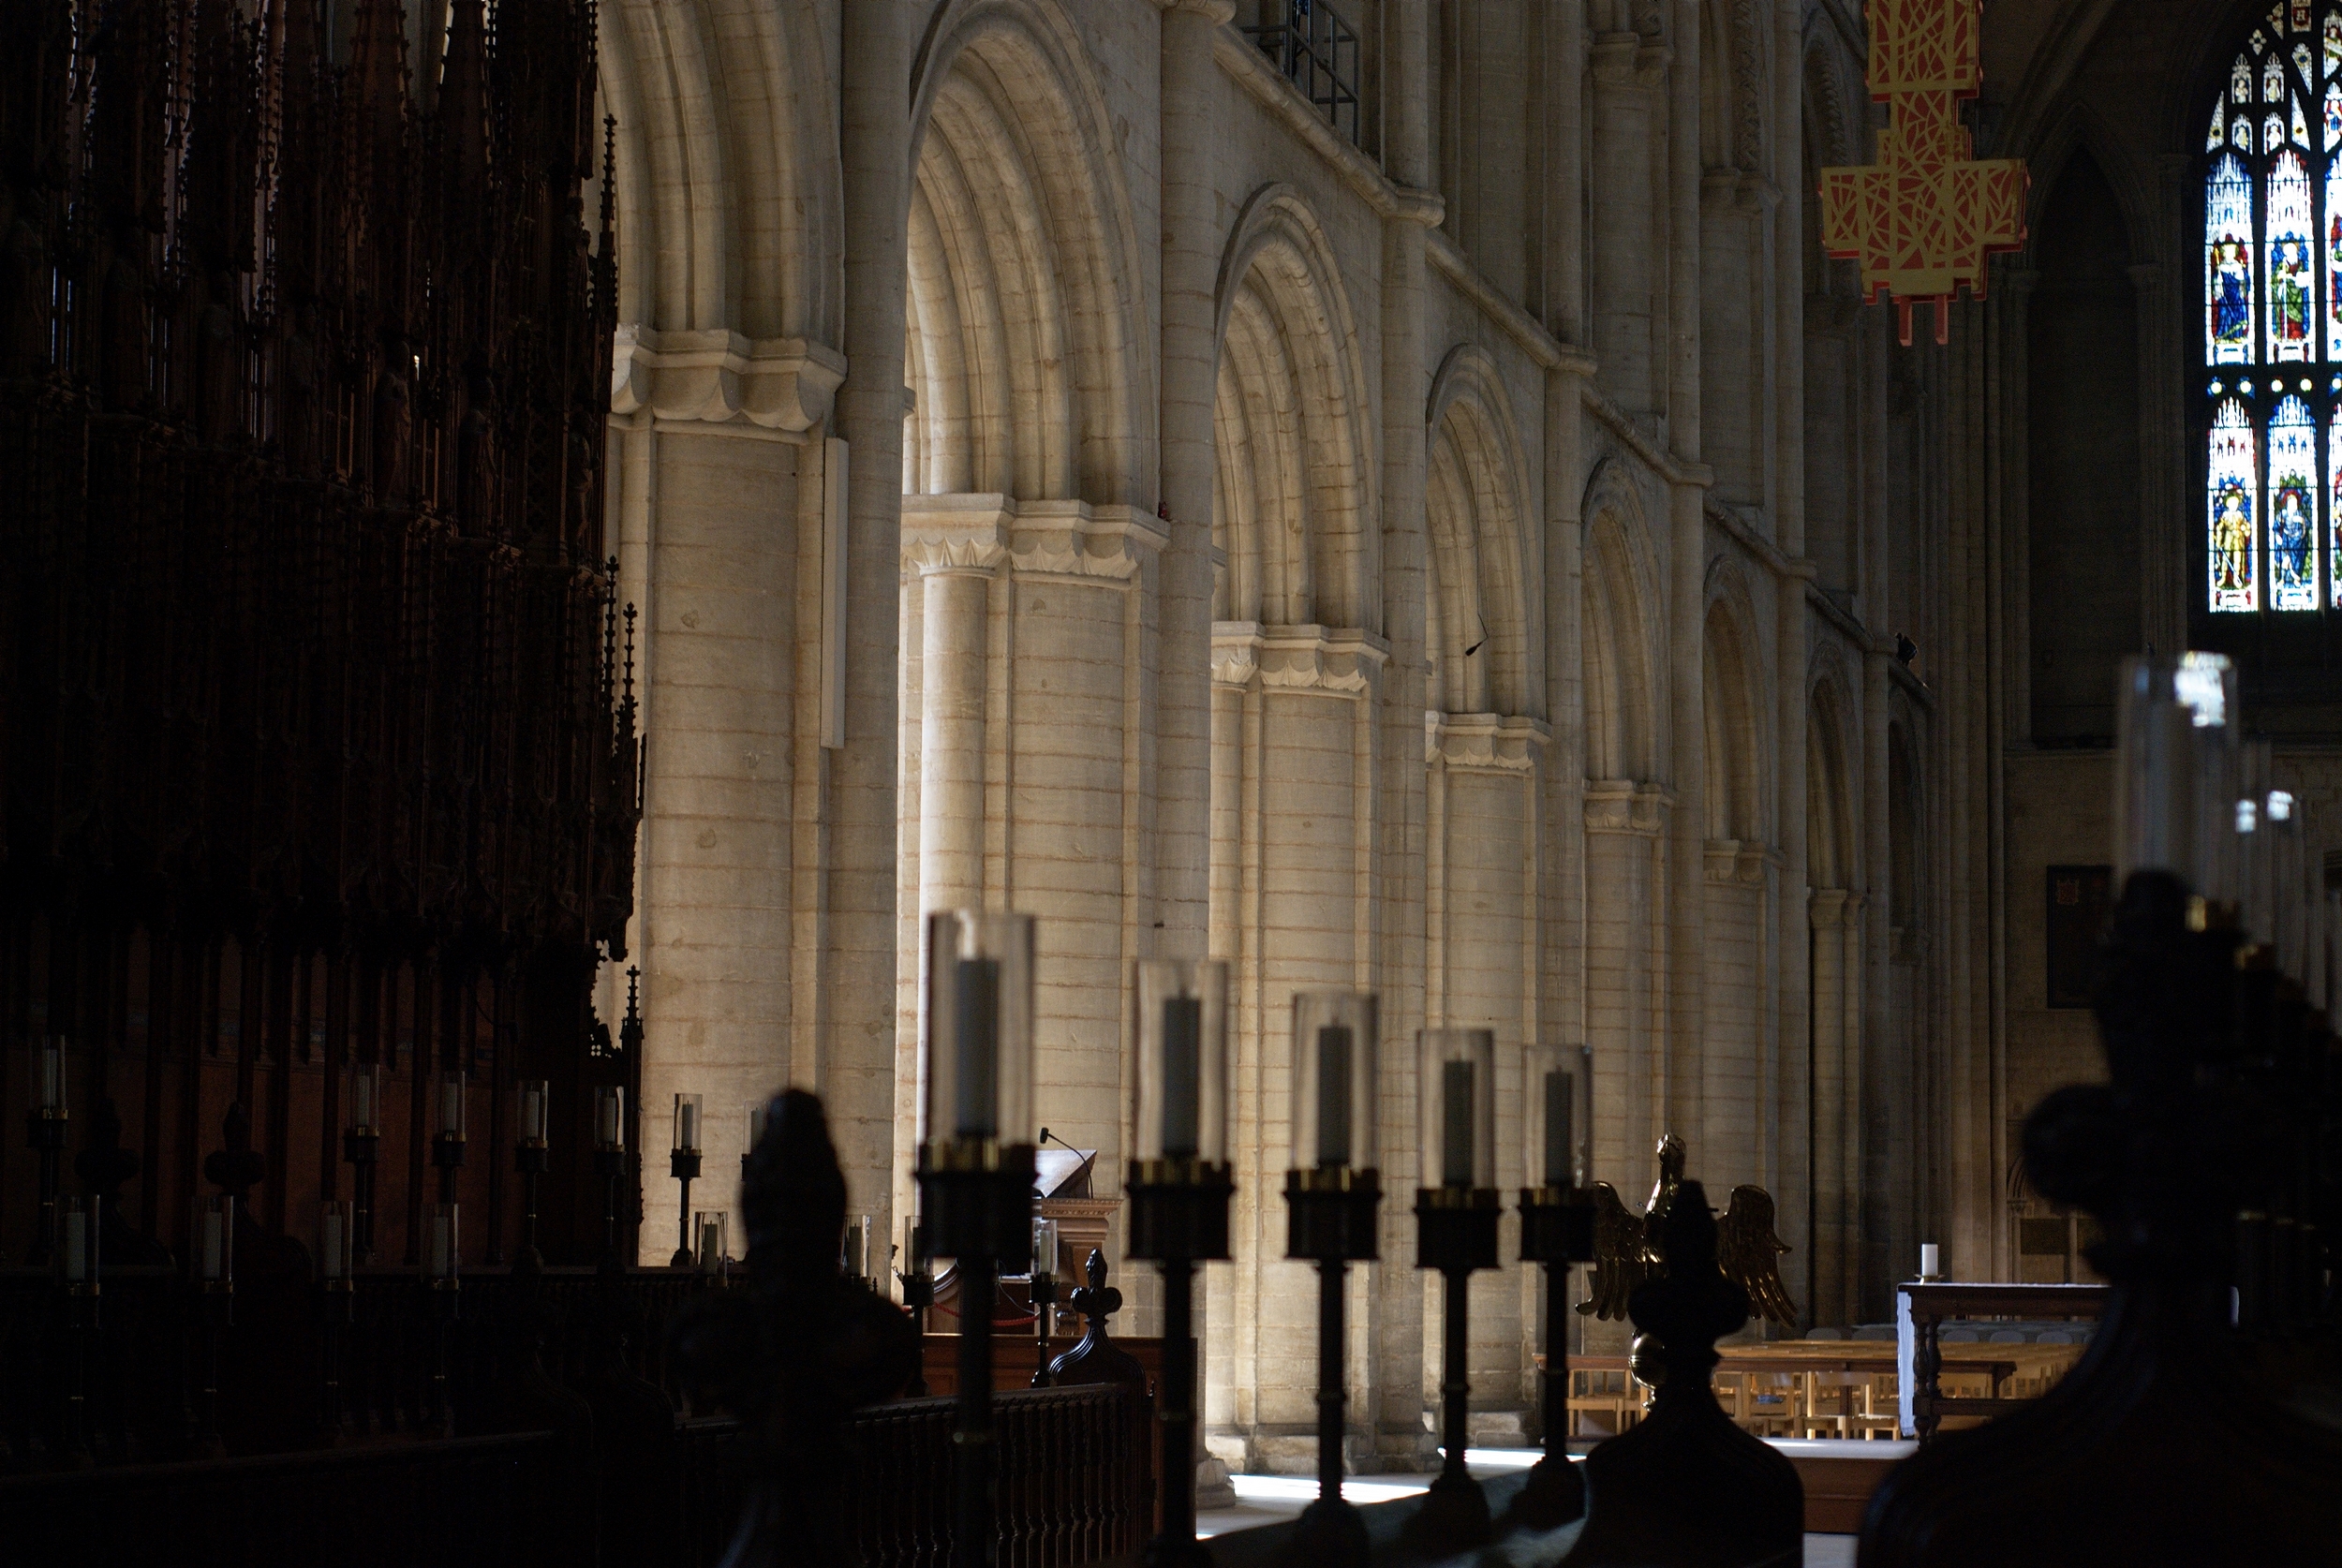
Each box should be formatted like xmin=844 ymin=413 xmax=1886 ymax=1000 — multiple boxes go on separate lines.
xmin=318 ymin=1200 xmax=354 ymax=1281
xmin=2269 ymin=790 xmax=2306 ymax=980
xmin=63 ymin=1195 xmax=96 ymax=1284
xmin=434 ymin=1072 xmax=467 ymax=1142
xmin=1134 ymin=959 xmax=1230 ymax=1163
xmin=2237 ymin=742 xmax=2275 ymax=944
xmin=673 ymin=1093 xmax=703 ymax=1154
xmin=347 ymin=1062 xmax=382 ymax=1135
xmin=2114 ymin=655 xmax=2202 ymax=884
xmin=1291 ymin=992 xmax=1377 ymax=1172
xmin=922 ymin=910 xmax=1037 ymax=1147
xmin=35 ymin=1037 xmax=66 ymax=1114
xmin=746 ymin=1101 xmax=769 ymax=1154
xmin=1417 ymin=1029 xmax=1496 ymax=1190
xmin=694 ymin=1211 xmax=729 ymax=1276
xmin=191 ymin=1195 xmax=234 ymax=1285
xmin=424 ymin=1203 xmax=460 ymax=1284
xmin=594 ymin=1086 xmax=626 ymax=1150
xmin=517 ymin=1081 xmax=550 ymax=1146
xmin=1523 ymin=1043 xmax=1593 ymax=1190
xmin=2183 ymin=652 xmax=2242 ymax=909
xmin=1031 ymin=1215 xmax=1060 ymax=1280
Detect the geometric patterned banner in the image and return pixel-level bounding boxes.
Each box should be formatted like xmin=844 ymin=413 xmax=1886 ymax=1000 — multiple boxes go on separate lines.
xmin=1818 ymin=0 xmax=2028 ymax=344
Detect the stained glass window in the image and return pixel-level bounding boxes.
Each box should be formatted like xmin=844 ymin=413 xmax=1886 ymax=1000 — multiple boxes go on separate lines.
xmin=2200 ymin=6 xmax=2342 ymax=613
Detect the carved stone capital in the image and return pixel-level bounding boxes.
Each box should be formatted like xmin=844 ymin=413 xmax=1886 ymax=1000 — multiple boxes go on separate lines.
xmin=1704 ymin=838 xmax=1774 ymax=885
xmin=1427 ymin=712 xmax=1551 ymax=774
xmin=901 ymin=495 xmax=1166 ymax=583
xmin=1210 ymin=622 xmax=1389 ymax=696
xmin=1809 ymin=886 xmax=1866 ymax=928
xmin=1584 ymin=779 xmax=1671 ymax=835
xmin=609 ymin=326 xmax=846 ymax=433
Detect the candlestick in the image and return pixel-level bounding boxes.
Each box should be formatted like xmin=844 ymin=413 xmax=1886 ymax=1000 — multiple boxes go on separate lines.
xmin=1030 ymin=1214 xmax=1060 ymax=1388
xmin=671 ymin=1093 xmax=704 ymax=1267
xmin=1516 ymin=1044 xmax=1595 ymax=1528
xmin=918 ymin=909 xmax=1039 ymax=1568
xmin=423 ymin=1202 xmax=460 ymax=1436
xmin=1409 ymin=1028 xmax=1500 ymax=1552
xmin=431 ymin=1071 xmax=467 ymax=1206
xmin=343 ymin=1068 xmax=381 ymax=1263
xmin=26 ymin=1036 xmax=68 ymax=1267
xmin=318 ymin=1199 xmax=355 ymax=1442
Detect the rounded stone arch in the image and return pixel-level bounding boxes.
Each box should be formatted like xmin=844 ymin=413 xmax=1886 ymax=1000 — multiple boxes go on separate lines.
xmin=1210 ymin=185 xmax=1379 ymax=629
xmin=1424 ymin=345 xmax=1536 ymax=717
xmin=1806 ymin=657 xmax=1860 ymax=888
xmin=1581 ymin=458 xmax=1665 ymax=784
xmin=598 ymin=0 xmax=839 ymax=341
xmin=902 ymin=0 xmax=1148 ymax=504
xmin=1703 ymin=558 xmax=1767 ymax=843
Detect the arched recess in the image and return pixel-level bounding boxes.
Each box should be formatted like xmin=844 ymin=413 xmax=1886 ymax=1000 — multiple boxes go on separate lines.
xmin=1805 ymin=662 xmax=1859 ymax=888
xmin=1210 ymin=185 xmax=1380 ymax=629
xmin=1702 ymin=563 xmax=1767 ymax=842
xmin=1581 ymin=460 xmax=1665 ymax=785
xmin=1804 ymin=656 xmax=1863 ymax=1328
xmin=1425 ymin=346 xmax=1537 ymax=717
xmin=904 ymin=0 xmax=1148 ymax=504
xmin=598 ymin=0 xmax=839 ymax=340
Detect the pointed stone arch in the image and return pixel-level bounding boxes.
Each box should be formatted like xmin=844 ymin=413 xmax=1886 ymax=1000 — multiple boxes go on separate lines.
xmin=1210 ymin=185 xmax=1379 ymax=629
xmin=1806 ymin=658 xmax=1860 ymax=888
xmin=1703 ymin=558 xmax=1767 ymax=843
xmin=1425 ymin=345 xmax=1536 ymax=718
xmin=903 ymin=0 xmax=1148 ymax=504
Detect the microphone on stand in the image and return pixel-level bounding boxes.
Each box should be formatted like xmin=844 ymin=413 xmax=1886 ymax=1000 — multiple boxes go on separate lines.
xmin=1037 ymin=1127 xmax=1098 ymax=1195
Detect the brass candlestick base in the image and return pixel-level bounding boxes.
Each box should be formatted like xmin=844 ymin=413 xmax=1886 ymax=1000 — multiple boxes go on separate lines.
xmin=1403 ymin=1193 xmax=1501 ymax=1554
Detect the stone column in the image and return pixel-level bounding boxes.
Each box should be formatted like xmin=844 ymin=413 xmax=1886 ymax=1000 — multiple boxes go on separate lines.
xmin=1157 ymin=0 xmax=1231 ymax=959
xmin=1770 ymin=0 xmax=1813 ymax=1322
xmin=1664 ymin=0 xmax=1707 ymax=1146
xmin=1807 ymin=885 xmax=1851 ymax=1327
xmin=1376 ymin=0 xmax=1440 ymax=1474
xmin=1588 ymin=29 xmax=1659 ymax=414
xmin=631 ymin=431 xmax=801 ymax=1260
xmin=833 ymin=0 xmax=913 ymax=1235
xmin=916 ymin=563 xmax=998 ymax=914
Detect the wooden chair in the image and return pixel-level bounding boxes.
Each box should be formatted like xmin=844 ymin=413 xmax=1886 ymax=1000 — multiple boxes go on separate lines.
xmin=1567 ymin=1366 xmax=1640 ymax=1439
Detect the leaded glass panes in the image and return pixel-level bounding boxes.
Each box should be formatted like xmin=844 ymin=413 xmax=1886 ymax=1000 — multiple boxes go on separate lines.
xmin=2199 ymin=6 xmax=2342 ymax=614
xmin=2212 ymin=400 xmax=2260 ymax=614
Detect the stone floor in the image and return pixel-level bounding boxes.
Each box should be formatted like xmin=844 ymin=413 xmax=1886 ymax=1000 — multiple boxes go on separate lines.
xmin=1197 ymin=1446 xmax=1859 ymax=1565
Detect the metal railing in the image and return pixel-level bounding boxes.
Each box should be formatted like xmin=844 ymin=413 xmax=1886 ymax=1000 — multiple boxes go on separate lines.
xmin=1242 ymin=0 xmax=1363 ymax=147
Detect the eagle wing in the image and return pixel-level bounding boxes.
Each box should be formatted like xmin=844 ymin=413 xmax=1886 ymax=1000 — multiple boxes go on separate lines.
xmin=1574 ymin=1182 xmax=1647 ymax=1321
xmin=1716 ymin=1184 xmax=1799 ymax=1328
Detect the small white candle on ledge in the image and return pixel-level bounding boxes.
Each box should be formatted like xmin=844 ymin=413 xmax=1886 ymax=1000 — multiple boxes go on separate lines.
xmin=1920 ymin=1242 xmax=1941 ymax=1280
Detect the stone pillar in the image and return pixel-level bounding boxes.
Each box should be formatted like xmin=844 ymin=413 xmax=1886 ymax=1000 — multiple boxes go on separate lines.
xmin=625 ymin=429 xmax=801 ymax=1259
xmin=833 ymin=0 xmax=913 ymax=1235
xmin=1770 ymin=0 xmax=1813 ymax=1325
xmin=1807 ymin=886 xmax=1852 ymax=1328
xmin=1664 ymin=0 xmax=1708 ymax=1148
xmin=1582 ymin=781 xmax=1666 ymax=1352
xmin=916 ymin=564 xmax=997 ymax=913
xmin=1376 ymin=0 xmax=1440 ymax=1474
xmin=1587 ymin=30 xmax=1661 ymax=414
xmin=1157 ymin=0 xmax=1230 ymax=960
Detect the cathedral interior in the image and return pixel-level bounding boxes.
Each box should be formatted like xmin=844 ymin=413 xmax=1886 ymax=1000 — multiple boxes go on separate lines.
xmin=2 ymin=0 xmax=2339 ymax=1562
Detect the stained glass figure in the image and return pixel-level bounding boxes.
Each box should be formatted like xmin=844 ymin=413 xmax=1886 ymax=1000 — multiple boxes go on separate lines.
xmin=2269 ymin=150 xmax=2316 ymax=360
xmin=2270 ymin=397 xmax=2320 ymax=608
xmin=2210 ymin=153 xmax=2256 ymax=362
xmin=2200 ymin=8 xmax=2342 ymax=616
xmin=2211 ymin=399 xmax=2260 ymax=614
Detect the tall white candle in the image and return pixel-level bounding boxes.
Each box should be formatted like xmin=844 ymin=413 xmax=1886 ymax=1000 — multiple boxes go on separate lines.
xmin=38 ymin=1040 xmax=65 ymax=1112
xmin=202 ymin=1212 xmax=224 ymax=1280
xmin=521 ymin=1084 xmax=547 ymax=1143
xmin=677 ymin=1098 xmax=699 ymax=1150
xmin=1920 ymin=1242 xmax=1940 ymax=1279
xmin=597 ymin=1088 xmax=622 ymax=1147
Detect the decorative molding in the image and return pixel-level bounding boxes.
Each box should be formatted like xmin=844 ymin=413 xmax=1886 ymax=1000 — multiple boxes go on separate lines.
xmin=1210 ymin=621 xmax=1389 ymax=696
xmin=1704 ymin=838 xmax=1776 ymax=885
xmin=1427 ymin=713 xmax=1551 ymax=774
xmin=609 ymin=326 xmax=846 ymax=433
xmin=1210 ymin=26 xmax=1443 ymax=227
xmin=1583 ymin=779 xmax=1671 ymax=835
xmin=1808 ymin=886 xmax=1868 ymax=928
xmin=901 ymin=495 xmax=1167 ymax=583
xmin=1425 ymin=230 xmax=1595 ymax=377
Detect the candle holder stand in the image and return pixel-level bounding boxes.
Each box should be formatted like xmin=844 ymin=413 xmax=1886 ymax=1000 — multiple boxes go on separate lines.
xmin=1030 ymin=1265 xmax=1056 ymax=1388
xmin=319 ymin=1278 xmax=354 ymax=1443
xmin=514 ymin=1140 xmax=549 ymax=1274
xmin=432 ymin=1130 xmax=466 ymax=1206
xmin=1280 ymin=1169 xmax=1381 ymax=1568
xmin=669 ymin=1146 xmax=702 ymax=1268
xmin=192 ymin=1284 xmax=232 ymax=1460
xmin=1512 ymin=1187 xmax=1597 ymax=1527
xmin=59 ymin=1273 xmax=98 ymax=1468
xmin=593 ymin=1146 xmax=628 ymax=1265
xmin=1128 ymin=1161 xmax=1234 ymax=1568
xmin=344 ymin=1128 xmax=380 ymax=1262
xmin=427 ymin=1276 xmax=461 ymax=1438
xmin=27 ymin=1106 xmax=67 ymax=1267
xmin=917 ymin=1139 xmax=1037 ymax=1568
xmin=898 ymin=1266 xmax=935 ymax=1397
xmin=1402 ymin=1189 xmax=1501 ymax=1553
